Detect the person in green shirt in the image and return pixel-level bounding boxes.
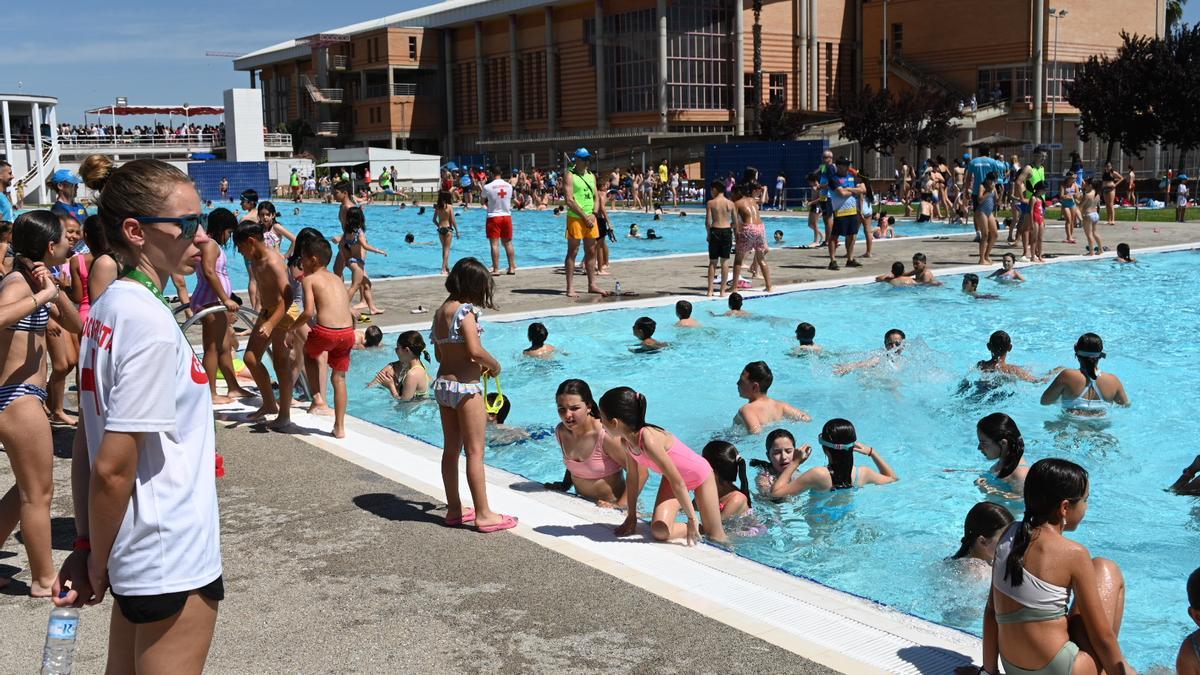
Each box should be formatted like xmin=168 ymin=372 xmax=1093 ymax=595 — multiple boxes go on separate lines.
xmin=563 ymin=148 xmax=610 ymax=298
xmin=289 ymin=168 xmax=302 ymax=203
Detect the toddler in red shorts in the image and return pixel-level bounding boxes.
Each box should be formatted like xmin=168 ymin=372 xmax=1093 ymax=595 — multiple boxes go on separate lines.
xmin=292 ymin=235 xmax=357 ymax=438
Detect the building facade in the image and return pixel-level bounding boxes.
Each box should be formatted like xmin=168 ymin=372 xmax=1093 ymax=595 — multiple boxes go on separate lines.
xmin=234 ymin=0 xmax=1160 ymax=171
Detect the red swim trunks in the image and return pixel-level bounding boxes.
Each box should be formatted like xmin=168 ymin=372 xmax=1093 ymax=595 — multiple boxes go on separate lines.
xmin=485 ymin=215 xmax=513 ymax=239
xmin=305 ymin=324 xmax=356 ymax=372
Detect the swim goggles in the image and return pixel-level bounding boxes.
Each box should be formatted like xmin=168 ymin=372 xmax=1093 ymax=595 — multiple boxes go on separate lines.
xmin=483 ymin=372 xmax=506 ymax=415
xmin=134 ymin=212 xmax=207 ymax=239
xmin=1074 ymin=350 xmax=1105 ymax=358
xmin=818 ymin=437 xmax=854 ymax=450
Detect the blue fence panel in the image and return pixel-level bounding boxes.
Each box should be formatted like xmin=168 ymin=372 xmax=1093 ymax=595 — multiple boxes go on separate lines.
xmin=188 ymin=161 xmax=270 ymax=205
xmin=704 ymin=141 xmax=827 ymax=209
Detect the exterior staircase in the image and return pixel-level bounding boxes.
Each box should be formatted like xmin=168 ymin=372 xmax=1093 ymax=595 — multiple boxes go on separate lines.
xmin=302 ymin=74 xmax=343 ymax=104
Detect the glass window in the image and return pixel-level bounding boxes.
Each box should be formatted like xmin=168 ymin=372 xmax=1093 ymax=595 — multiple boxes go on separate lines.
xmin=409 ymin=36 xmax=417 ymax=60
xmin=891 ymin=23 xmax=903 ymax=55
xmin=769 ymin=73 xmax=787 ymax=104
xmin=667 ymin=0 xmax=731 ymax=110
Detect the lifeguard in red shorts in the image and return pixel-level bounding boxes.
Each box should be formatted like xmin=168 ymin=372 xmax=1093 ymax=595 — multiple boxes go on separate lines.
xmin=482 ymin=165 xmax=517 ymax=276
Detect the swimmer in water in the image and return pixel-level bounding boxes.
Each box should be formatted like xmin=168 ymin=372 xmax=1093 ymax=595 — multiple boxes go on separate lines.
xmin=485 ymin=392 xmax=531 ymax=445
xmin=773 ymin=230 xmax=785 ymax=244
xmin=976 ymin=330 xmax=1044 ymax=383
xmin=733 ymin=361 xmax=811 ymax=434
xmin=523 ymin=322 xmax=557 ymax=358
xmin=700 ymin=440 xmax=753 ymax=520
xmin=962 ymin=273 xmax=1000 ymax=299
xmin=646 ymin=228 xmax=661 ymax=240
xmin=750 ymin=429 xmax=811 ymax=493
xmin=876 ymin=261 xmax=917 ymax=286
xmin=834 ymin=328 xmax=906 ymax=375
xmin=717 ymin=292 xmax=749 ymax=317
xmin=1171 ymin=456 xmax=1200 ymax=495
xmin=1174 ymin=567 xmax=1200 ymax=672
xmin=674 ymin=300 xmax=700 ymax=328
xmin=902 ymin=252 xmax=942 ymax=285
xmin=975 ymin=412 xmax=1030 ymax=496
xmin=628 ymin=223 xmax=642 ymax=239
xmin=632 ymin=316 xmax=668 ymax=351
xmin=1114 ymin=243 xmax=1136 ymax=263
xmin=769 ymin=418 xmax=898 ymax=497
xmin=1039 ymin=332 xmax=1129 ymax=415
xmin=988 ymin=252 xmax=1026 ymax=283
xmin=950 ymin=502 xmax=1014 ymax=575
xmin=792 ymin=322 xmax=822 ymax=354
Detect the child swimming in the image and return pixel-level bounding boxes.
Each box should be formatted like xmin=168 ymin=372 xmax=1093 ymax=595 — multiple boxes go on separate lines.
xmin=733 ymin=361 xmax=811 ymax=433
xmin=749 ymin=429 xmax=811 ymax=493
xmin=632 ymin=316 xmax=667 ymax=350
xmin=674 ymin=300 xmax=700 ymax=328
xmin=367 ymin=330 xmax=432 ymax=401
xmin=769 ymin=418 xmax=898 ymax=497
xmin=1114 ymin=243 xmax=1136 ymax=263
xmin=544 ymin=379 xmax=630 ymax=507
xmin=792 ymin=322 xmax=822 ymax=354
xmin=950 ymin=502 xmax=1014 ymax=576
xmin=975 ymin=412 xmax=1030 ymax=497
xmin=988 ymin=252 xmax=1026 ymax=283
xmin=523 ymin=322 xmax=556 ymax=357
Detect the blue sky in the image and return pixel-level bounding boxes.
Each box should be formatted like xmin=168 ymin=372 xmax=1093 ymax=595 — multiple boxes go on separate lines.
xmin=9 ymin=1 xmax=1198 ymax=123
xmin=8 ymin=1 xmax=428 ymax=122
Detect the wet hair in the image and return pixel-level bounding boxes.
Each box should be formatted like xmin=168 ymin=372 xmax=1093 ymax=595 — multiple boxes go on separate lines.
xmin=1005 ymin=458 xmax=1088 ymax=587
xmin=742 ymin=360 xmax=773 ymax=393
xmin=987 ymin=330 xmax=1012 ymax=358
xmin=486 ymin=393 xmax=512 ymax=423
xmin=395 ymin=329 xmax=428 ymax=360
xmin=232 ymin=221 xmax=265 ymax=247
xmin=820 ymin=418 xmax=858 ymax=490
xmin=1073 ymin=332 xmax=1105 ymax=380
xmin=890 ymin=261 xmax=905 ymax=276
xmin=556 ymin=379 xmax=600 ymax=418
xmin=952 ymin=502 xmax=1015 ymax=559
xmin=675 ymin=300 xmax=692 ymax=319
xmin=1189 ymin=567 xmax=1200 ymax=609
xmin=344 ymin=206 xmax=366 ymax=233
xmin=289 ymin=227 xmax=324 ymax=267
xmin=702 ymin=440 xmax=752 ymax=508
xmin=11 ymin=210 xmax=63 ymax=263
xmin=1116 ymin=243 xmax=1131 ymax=259
xmin=912 ymin=252 xmax=928 ymax=263
xmin=257 ymin=201 xmax=278 ymax=217
xmin=301 ymin=236 xmax=333 ymax=266
xmin=728 ymin=292 xmax=743 ymax=310
xmin=886 ymin=216 xmax=896 ymax=225
xmin=79 ymin=155 xmax=193 ymax=266
xmin=240 ymin=189 xmax=258 ymax=205
xmin=963 ymin=273 xmax=980 ymax=288
xmin=207 ymin=208 xmax=238 ymax=245
xmin=444 ymin=257 xmax=496 ymax=309
xmin=977 ymin=412 xmax=1025 ymax=479
xmin=364 ymin=325 xmax=384 ymax=347
xmin=885 ymin=328 xmax=906 ymax=343
xmin=633 ymin=316 xmax=656 ymax=338
xmin=404 ymin=233 xmax=415 ymax=243
xmin=710 ymin=180 xmax=726 ymax=194
xmin=795 ymin=322 xmax=815 ymax=345
xmin=437 ymin=190 xmax=454 ymax=208
xmin=1002 ymin=252 xmax=1017 ymax=264
xmin=332 ymin=181 xmax=350 ymax=194
xmin=750 ymin=428 xmax=797 ymax=472
xmin=773 ymin=229 xmax=784 ymax=239
xmin=598 ymin=386 xmax=653 ymax=431
xmin=527 ymin=322 xmax=549 ymax=348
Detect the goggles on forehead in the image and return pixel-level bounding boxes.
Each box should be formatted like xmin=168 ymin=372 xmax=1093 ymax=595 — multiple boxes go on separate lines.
xmin=819 ymin=437 xmax=854 ymax=450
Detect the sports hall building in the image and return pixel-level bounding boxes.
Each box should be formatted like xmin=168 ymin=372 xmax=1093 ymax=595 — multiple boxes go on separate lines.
xmin=233 ymin=0 xmax=1162 ymax=170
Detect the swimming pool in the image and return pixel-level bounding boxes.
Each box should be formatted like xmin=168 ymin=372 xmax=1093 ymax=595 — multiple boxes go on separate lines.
xmin=344 ymin=249 xmax=1195 ymax=670
xmin=196 ymin=202 xmax=972 ymax=291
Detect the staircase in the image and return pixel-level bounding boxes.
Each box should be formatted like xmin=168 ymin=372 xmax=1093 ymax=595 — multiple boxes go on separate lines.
xmin=302 ymin=74 xmax=343 ymax=104
xmin=17 ymin=141 xmax=58 ymax=204
xmin=316 ymin=122 xmax=340 ymax=137
xmin=888 ymin=54 xmax=966 ymax=100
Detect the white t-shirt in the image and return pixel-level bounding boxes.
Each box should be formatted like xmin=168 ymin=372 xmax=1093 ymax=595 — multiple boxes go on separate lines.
xmin=483 ymin=179 xmax=513 ymax=217
xmin=79 ymin=281 xmax=222 ymax=596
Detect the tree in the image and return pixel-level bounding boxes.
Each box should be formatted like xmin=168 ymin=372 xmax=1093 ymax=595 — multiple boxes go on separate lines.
xmin=896 ymin=88 xmax=961 ymax=157
xmin=1167 ymin=0 xmax=1189 ymax=33
xmin=1067 ymin=32 xmax=1162 ymax=162
xmin=758 ymin=101 xmax=804 ymax=140
xmin=284 ymin=118 xmax=314 ymax=154
xmin=1154 ymin=23 xmax=1200 ymax=170
xmin=838 ymin=86 xmax=907 ymax=159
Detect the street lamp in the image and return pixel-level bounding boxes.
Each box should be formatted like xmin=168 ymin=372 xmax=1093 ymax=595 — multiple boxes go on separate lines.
xmin=1048 ymin=8 xmax=1068 ymax=172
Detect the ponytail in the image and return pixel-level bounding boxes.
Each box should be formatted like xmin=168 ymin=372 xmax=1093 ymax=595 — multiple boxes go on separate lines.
xmin=598 ymin=387 xmax=652 ymax=431
xmin=977 ymin=412 xmax=1025 ymax=479
xmin=820 ymin=418 xmax=857 ymax=490
xmin=701 ymin=440 xmax=752 ymax=508
xmin=952 ymin=502 xmax=1014 ymax=560
xmin=1004 ymin=459 xmax=1088 ymax=585
xmin=736 ymin=456 xmax=753 ymax=508
xmin=1074 ymin=332 xmax=1105 ymax=381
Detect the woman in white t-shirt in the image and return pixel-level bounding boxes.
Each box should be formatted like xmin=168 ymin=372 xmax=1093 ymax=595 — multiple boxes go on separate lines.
xmin=53 ymin=155 xmax=222 ymax=674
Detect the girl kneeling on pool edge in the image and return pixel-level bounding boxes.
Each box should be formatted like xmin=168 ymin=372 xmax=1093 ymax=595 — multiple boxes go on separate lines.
xmin=598 ymin=387 xmax=728 ymax=545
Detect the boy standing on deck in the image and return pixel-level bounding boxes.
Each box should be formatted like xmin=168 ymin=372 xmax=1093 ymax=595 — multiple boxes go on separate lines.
xmin=234 ymin=222 xmax=295 ymax=429
xmin=293 ymin=236 xmax=357 ymax=439
xmin=705 ymin=180 xmax=735 ymax=297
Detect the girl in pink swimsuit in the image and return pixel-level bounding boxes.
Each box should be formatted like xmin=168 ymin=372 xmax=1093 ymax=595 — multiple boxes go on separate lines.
xmin=547 ymin=379 xmax=630 ymax=507
xmin=598 ymin=386 xmax=728 ymax=545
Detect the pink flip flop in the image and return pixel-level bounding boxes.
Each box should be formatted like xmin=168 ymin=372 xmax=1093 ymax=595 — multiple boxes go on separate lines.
xmin=475 ymin=514 xmax=518 ymax=533
xmin=444 ymin=507 xmax=476 ymax=527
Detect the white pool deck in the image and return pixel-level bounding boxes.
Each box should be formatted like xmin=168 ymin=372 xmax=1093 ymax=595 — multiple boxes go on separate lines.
xmin=216 ymin=241 xmax=1200 ymax=674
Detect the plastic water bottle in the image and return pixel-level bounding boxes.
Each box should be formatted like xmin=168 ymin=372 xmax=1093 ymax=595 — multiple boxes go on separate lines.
xmin=614 ymin=280 xmax=622 ymax=296
xmin=41 ymin=591 xmax=78 ymax=675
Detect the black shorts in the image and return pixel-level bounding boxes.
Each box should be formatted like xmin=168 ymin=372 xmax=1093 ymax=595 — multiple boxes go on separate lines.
xmin=808 ymin=200 xmax=827 ymax=214
xmin=113 ymin=576 xmax=224 ymax=624
xmin=708 ymin=227 xmax=733 ymax=260
xmin=597 ymin=213 xmax=610 ymax=239
xmin=832 ymin=214 xmax=860 ymax=238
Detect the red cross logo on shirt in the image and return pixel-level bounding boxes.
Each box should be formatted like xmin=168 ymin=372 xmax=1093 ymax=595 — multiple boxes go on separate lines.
xmin=497 ymin=188 xmax=507 ymax=199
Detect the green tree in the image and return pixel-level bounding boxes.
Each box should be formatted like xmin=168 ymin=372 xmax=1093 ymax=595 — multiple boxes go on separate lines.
xmin=838 ymin=87 xmax=907 ymax=163
xmin=1154 ymin=23 xmax=1200 ymax=170
xmin=758 ymin=101 xmax=804 ymax=140
xmin=1167 ymin=0 xmax=1189 ymax=32
xmin=284 ymin=119 xmax=314 ymax=154
xmin=896 ymin=88 xmax=961 ymax=157
xmin=1067 ymin=31 xmax=1161 ymax=162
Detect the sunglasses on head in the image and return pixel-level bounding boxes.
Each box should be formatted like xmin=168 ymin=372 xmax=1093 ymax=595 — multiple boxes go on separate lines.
xmin=134 ymin=213 xmax=206 ymax=239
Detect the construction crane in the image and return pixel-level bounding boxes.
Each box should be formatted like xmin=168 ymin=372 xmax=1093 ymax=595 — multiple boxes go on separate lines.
xmin=204 ymin=50 xmax=245 ymax=58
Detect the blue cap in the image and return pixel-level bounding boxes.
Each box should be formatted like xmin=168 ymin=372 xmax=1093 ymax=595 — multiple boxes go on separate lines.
xmin=1180 ymin=174 xmax=1190 ymax=180
xmin=572 ymin=148 xmax=592 ymax=160
xmin=51 ymin=169 xmax=82 ymax=185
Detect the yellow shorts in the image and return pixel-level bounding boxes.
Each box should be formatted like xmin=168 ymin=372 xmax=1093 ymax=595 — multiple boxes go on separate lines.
xmin=565 ymin=215 xmax=598 ymax=240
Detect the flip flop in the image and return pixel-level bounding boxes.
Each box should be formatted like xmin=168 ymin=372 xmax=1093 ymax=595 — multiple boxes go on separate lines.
xmin=444 ymin=507 xmax=476 ymax=527
xmin=475 ymin=513 xmax=518 ymax=533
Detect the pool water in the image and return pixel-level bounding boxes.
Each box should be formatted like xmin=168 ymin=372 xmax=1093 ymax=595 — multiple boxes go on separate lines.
xmin=342 ymin=250 xmax=1197 ymax=670
xmin=195 ymin=203 xmax=972 ymax=291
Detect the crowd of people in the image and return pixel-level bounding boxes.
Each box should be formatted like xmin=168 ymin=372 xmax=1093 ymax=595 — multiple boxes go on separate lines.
xmin=55 ymin=122 xmax=225 ymax=143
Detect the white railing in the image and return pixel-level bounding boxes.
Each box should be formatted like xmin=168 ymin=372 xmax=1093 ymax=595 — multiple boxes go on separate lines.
xmin=317 ymin=122 xmax=340 ymax=136
xmin=57 ymin=132 xmax=221 ymax=149
xmin=331 ymin=55 xmax=349 ymax=69
xmin=18 ymin=143 xmax=55 ymax=190
xmin=364 ymin=83 xmax=418 ymax=98
xmin=302 ymin=74 xmax=343 ymax=104
xmin=263 ymin=133 xmax=293 ymax=148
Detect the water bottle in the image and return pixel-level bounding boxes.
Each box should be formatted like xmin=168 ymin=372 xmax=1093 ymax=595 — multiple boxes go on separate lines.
xmin=614 ymin=280 xmax=622 ymax=296
xmin=41 ymin=591 xmax=78 ymax=675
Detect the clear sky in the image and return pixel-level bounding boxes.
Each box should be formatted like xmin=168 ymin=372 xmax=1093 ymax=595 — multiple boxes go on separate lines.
xmin=8 ymin=1 xmax=429 ymax=122
xmin=1186 ymin=0 xmax=1200 ymax=25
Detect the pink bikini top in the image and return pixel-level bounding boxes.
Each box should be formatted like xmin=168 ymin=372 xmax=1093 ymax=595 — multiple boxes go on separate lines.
xmin=557 ymin=423 xmax=621 ymax=480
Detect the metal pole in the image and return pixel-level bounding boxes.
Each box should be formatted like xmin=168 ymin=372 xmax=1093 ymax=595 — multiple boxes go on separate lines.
xmin=1 ymin=101 xmax=12 ymax=166
xmin=734 ymin=0 xmax=745 ymax=135
xmin=1049 ymin=11 xmax=1060 ymax=172
xmin=882 ymin=0 xmax=888 ymax=90
xmin=1032 ymin=0 xmax=1045 ymax=145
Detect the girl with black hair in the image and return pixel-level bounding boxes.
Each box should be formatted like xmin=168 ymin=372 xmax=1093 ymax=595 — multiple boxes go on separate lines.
xmin=368 ymin=330 xmax=432 ymax=401
xmin=523 ymin=322 xmax=556 ymax=357
xmin=0 ymin=210 xmax=81 ymax=596
xmin=976 ymin=330 xmax=1039 ymax=383
xmin=750 ymin=428 xmax=812 ymax=493
xmin=952 ymin=502 xmax=1014 ymax=574
xmin=434 ymin=190 xmax=459 ymax=275
xmin=976 ymin=412 xmax=1030 ymax=497
xmin=769 ymin=419 xmax=897 ymax=498
xmin=701 ymin=441 xmax=753 ymax=520
xmin=543 ymin=379 xmax=630 ymax=507
xmin=598 ymin=386 xmax=727 ymax=545
xmin=334 ymin=206 xmax=387 ymax=317
xmin=192 ymin=208 xmax=253 ymax=404
xmin=1040 ymin=333 xmax=1129 ymax=416
xmin=980 ymin=458 xmax=1132 ymax=675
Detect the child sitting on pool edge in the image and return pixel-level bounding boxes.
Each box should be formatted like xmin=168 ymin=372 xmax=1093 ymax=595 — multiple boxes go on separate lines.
xmin=632 ymin=316 xmax=667 ymax=350
xmin=523 ymin=322 xmax=556 ymax=357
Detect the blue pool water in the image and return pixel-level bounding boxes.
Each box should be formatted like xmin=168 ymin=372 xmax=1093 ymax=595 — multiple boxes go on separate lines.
xmin=342 ymin=250 xmax=1197 ymax=670
xmin=192 ymin=203 xmax=972 ymax=291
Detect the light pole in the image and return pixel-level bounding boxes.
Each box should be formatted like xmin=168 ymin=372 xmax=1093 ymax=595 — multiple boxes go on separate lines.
xmin=882 ymin=0 xmax=889 ymax=90
xmin=1048 ymin=8 xmax=1067 ymax=172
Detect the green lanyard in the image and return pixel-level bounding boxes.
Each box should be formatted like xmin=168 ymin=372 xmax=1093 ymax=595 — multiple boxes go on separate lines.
xmin=121 ymin=267 xmax=169 ymax=309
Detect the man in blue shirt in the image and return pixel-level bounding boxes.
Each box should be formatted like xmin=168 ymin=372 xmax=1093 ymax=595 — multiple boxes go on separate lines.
xmin=965 ymin=147 xmax=1007 ymax=212
xmin=0 ymin=161 xmax=14 ymax=222
xmin=47 ymin=169 xmax=88 ymax=225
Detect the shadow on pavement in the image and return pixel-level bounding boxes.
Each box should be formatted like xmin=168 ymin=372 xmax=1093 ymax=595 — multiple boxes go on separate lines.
xmin=895 ymin=645 xmax=973 ymax=673
xmin=353 ymin=493 xmax=444 ymax=526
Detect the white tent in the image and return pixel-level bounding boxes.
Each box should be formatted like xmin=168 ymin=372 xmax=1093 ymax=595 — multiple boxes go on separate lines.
xmin=320 ymin=147 xmax=440 ymax=190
